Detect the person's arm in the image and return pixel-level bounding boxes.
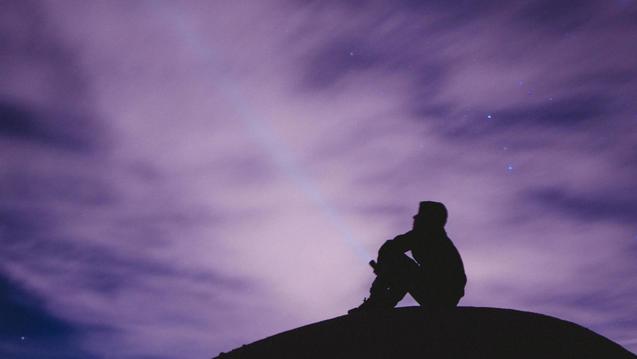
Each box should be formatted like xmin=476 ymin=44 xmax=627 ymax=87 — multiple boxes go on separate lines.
xmin=378 ymin=232 xmax=413 ymax=258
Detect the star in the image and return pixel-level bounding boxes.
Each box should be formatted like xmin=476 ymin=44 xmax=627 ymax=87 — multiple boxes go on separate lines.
xmin=506 ymin=164 xmax=514 ymax=172
xmin=487 ymin=114 xmax=492 ymax=119
xmin=349 ymin=51 xmax=354 ymax=56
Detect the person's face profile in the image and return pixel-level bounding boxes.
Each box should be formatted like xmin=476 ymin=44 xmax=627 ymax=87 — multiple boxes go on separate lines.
xmin=412 ymin=214 xmax=422 ymax=229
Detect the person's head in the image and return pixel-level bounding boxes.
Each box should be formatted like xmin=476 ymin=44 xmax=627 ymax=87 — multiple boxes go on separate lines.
xmin=412 ymin=201 xmax=447 ymax=231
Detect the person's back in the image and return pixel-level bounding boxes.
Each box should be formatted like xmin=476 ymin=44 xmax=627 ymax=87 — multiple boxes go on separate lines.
xmin=411 ymin=229 xmax=466 ymax=306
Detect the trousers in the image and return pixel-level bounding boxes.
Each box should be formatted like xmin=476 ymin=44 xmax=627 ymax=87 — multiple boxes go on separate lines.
xmin=368 ymin=251 xmax=460 ymax=312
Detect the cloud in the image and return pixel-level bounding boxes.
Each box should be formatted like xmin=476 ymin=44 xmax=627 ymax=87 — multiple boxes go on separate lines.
xmin=0 ymin=274 xmax=93 ymax=359
xmin=515 ymin=0 xmax=600 ymax=32
xmin=0 ymin=0 xmax=636 ymax=357
xmin=527 ymin=187 xmax=637 ymax=225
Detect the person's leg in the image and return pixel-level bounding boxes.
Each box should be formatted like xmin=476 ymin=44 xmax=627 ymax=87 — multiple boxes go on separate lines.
xmin=367 ymin=275 xmax=407 ymax=308
xmin=349 ymin=251 xmax=437 ymax=313
xmin=367 ymin=252 xmax=422 ymax=308
xmin=347 ymin=276 xmax=399 ymax=313
xmin=374 ymin=254 xmax=464 ymax=313
xmin=349 ymin=253 xmax=415 ymax=313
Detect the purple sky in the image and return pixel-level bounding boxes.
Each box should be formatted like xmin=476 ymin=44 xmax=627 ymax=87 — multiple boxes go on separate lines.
xmin=1 ymin=0 xmax=636 ymax=357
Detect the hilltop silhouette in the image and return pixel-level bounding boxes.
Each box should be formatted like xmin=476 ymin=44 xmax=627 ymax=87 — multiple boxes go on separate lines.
xmin=214 ymin=201 xmax=636 ymax=358
xmin=213 ymin=306 xmax=636 ymax=358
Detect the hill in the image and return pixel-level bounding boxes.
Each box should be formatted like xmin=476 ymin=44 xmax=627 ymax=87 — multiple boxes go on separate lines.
xmin=213 ymin=306 xmax=635 ymax=358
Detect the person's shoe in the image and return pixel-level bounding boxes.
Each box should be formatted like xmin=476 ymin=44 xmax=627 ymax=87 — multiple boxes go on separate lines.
xmin=347 ymin=297 xmax=390 ymax=315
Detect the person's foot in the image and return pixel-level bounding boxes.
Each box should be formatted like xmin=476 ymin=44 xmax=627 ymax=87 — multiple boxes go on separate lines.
xmin=347 ymin=297 xmax=391 ymax=315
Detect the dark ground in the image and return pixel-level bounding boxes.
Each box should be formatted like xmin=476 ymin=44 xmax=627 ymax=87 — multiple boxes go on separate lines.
xmin=214 ymin=306 xmax=636 ymax=359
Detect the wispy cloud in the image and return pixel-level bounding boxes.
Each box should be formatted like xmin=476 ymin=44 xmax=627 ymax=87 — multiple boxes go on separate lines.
xmin=0 ymin=0 xmax=635 ymax=357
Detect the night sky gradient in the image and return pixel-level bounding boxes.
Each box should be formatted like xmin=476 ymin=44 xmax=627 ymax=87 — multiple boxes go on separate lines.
xmin=1 ymin=0 xmax=636 ymax=358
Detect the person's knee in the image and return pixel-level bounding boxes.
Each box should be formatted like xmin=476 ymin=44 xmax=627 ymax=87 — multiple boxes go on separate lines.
xmin=378 ymin=240 xmax=399 ymax=259
xmin=378 ymin=254 xmax=417 ymax=278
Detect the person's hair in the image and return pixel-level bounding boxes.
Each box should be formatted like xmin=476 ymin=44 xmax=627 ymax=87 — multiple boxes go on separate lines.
xmin=417 ymin=201 xmax=448 ymax=227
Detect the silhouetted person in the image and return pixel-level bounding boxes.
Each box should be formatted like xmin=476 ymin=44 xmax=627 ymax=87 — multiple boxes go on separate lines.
xmin=349 ymin=201 xmax=466 ymax=314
